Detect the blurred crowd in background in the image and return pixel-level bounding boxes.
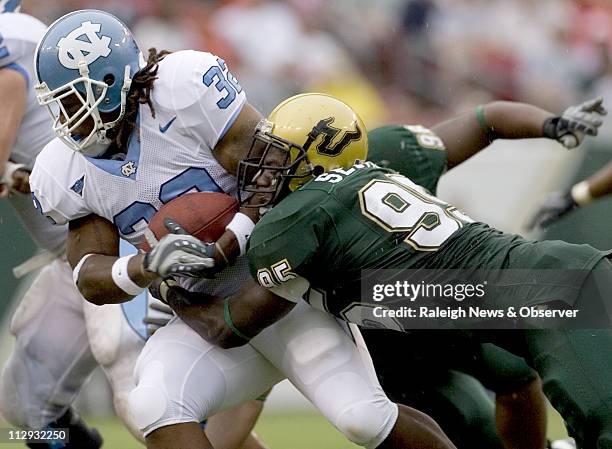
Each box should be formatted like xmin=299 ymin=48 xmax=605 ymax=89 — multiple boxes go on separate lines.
xmin=21 ymin=0 xmax=612 ymax=135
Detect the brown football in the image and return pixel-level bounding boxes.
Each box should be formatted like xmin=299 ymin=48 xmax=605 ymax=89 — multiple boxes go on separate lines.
xmin=140 ymin=192 xmax=238 ymax=252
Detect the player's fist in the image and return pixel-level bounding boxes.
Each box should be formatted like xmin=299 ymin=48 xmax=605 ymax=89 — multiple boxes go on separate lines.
xmin=526 ymin=191 xmax=578 ymax=230
xmin=147 ymin=277 xmax=178 ymax=305
xmin=143 ymin=219 xmax=216 ymax=277
xmin=543 ymin=97 xmax=607 ymax=149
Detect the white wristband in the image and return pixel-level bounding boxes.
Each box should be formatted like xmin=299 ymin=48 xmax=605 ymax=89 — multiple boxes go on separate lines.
xmin=73 ymin=253 xmax=95 ymax=285
xmin=111 ymin=255 xmax=145 ymax=296
xmin=226 ymin=212 xmax=255 ymax=256
xmin=1 ymin=161 xmax=26 ymax=187
xmin=571 ymin=181 xmax=593 ymax=206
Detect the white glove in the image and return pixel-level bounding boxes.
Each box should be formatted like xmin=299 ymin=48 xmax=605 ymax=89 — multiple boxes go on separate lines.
xmin=143 ymin=219 xmax=215 ymax=277
xmin=526 ymin=190 xmax=578 ymax=230
xmin=543 ymin=97 xmax=607 ymax=149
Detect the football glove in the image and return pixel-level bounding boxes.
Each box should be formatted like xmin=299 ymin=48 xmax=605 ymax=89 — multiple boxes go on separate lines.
xmin=543 ymin=97 xmax=607 ymax=149
xmin=143 ymin=219 xmax=216 ymax=277
xmin=526 ymin=191 xmax=578 ymax=230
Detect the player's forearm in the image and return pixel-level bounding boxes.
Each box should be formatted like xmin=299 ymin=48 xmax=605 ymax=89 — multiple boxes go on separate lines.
xmin=480 ymin=101 xmax=553 ymax=140
xmin=75 ymin=253 xmax=158 ymax=305
xmin=206 ymin=401 xmax=265 ymax=449
xmin=0 ymin=69 xmax=28 ymax=175
xmin=165 ymin=290 xmax=246 ymax=349
xmin=0 ymin=140 xmax=13 ymax=176
xmin=164 ymin=280 xmax=292 ymax=349
xmin=436 ymin=102 xmax=553 ymax=168
xmin=579 ymin=160 xmax=612 ymax=202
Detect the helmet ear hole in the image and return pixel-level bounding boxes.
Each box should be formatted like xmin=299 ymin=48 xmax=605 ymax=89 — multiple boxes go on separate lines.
xmin=103 ymin=74 xmax=116 ymax=87
xmin=312 ymin=165 xmax=325 ymax=176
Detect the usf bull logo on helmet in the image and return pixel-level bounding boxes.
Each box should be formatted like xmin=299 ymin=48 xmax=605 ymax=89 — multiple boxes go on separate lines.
xmin=238 ymin=93 xmax=368 ymax=207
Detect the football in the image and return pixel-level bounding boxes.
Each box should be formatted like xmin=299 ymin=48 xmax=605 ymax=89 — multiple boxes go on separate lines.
xmin=140 ymin=192 xmax=239 ymax=252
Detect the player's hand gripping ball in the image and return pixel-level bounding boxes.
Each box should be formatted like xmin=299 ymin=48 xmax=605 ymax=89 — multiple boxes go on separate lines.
xmin=142 ymin=192 xmax=238 ymax=278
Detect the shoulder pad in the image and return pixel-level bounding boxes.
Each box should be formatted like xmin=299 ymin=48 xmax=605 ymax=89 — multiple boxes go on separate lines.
xmin=152 ymin=50 xmax=246 ymax=148
xmin=0 ymin=13 xmax=45 ymax=69
xmin=29 ymin=139 xmax=90 ymax=225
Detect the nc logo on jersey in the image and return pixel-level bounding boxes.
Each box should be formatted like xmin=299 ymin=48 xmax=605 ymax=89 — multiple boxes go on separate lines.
xmin=121 ymin=161 xmax=137 ymax=177
xmin=57 ymin=21 xmax=111 ymax=70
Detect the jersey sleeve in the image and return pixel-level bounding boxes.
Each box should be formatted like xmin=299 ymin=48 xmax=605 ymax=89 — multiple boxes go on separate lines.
xmin=367 ymin=125 xmax=447 ymax=195
xmin=29 ymin=139 xmax=90 ymax=225
xmin=0 ymin=33 xmax=33 ymax=88
xmin=247 ymin=193 xmax=328 ymax=301
xmin=0 ymin=14 xmax=45 ymax=86
xmin=154 ymin=50 xmax=247 ymax=150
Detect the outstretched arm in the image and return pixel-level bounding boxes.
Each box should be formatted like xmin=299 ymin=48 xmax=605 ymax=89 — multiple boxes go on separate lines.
xmin=577 ymin=160 xmax=612 ymax=201
xmin=527 ymin=159 xmax=612 ymax=230
xmin=433 ymin=98 xmax=606 ymax=168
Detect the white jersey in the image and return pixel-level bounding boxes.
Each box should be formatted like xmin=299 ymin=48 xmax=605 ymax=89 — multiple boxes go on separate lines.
xmin=0 ymin=13 xmax=53 ymax=167
xmin=31 ymin=50 xmax=245 ymax=248
xmin=1 ymin=12 xmax=65 ymax=251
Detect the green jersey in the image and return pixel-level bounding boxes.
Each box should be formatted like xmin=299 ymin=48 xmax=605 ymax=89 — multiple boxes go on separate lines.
xmin=248 ymin=135 xmax=605 ymax=329
xmin=367 ymin=124 xmax=447 ymax=195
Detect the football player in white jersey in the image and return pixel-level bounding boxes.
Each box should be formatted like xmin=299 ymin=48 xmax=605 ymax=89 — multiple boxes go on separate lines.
xmin=30 ymin=9 xmax=455 ymax=449
xmin=0 ymin=3 xmax=106 ymax=447
xmin=0 ymin=4 xmax=273 ymax=449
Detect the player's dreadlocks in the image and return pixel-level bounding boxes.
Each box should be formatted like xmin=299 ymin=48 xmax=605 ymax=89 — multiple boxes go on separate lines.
xmin=114 ymin=48 xmax=172 ymax=151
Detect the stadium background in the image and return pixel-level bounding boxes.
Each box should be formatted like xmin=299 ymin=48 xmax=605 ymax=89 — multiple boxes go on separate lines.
xmin=2 ymin=0 xmax=612 ymax=447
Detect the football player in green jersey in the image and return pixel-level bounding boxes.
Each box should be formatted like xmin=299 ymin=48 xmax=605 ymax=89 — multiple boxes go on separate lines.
xmin=364 ymin=124 xmax=546 ymax=449
xmin=161 ymin=94 xmax=611 ymax=449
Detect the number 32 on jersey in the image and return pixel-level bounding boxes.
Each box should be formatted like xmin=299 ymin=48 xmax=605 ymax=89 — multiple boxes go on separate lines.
xmin=359 ymin=173 xmax=472 ymax=251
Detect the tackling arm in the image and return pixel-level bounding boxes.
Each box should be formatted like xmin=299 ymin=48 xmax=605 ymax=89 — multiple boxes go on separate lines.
xmin=433 ymin=98 xmax=606 ymax=168
xmin=156 ymin=278 xmax=295 ymax=349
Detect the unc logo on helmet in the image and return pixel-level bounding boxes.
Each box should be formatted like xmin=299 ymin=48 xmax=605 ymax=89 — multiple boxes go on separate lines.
xmin=57 ymin=21 xmax=111 ymax=70
xmin=35 ymin=10 xmax=143 ymax=157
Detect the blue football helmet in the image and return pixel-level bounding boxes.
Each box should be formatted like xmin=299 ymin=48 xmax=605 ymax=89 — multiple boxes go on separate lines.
xmin=0 ymin=0 xmax=20 ymax=13
xmin=34 ymin=10 xmax=143 ymax=156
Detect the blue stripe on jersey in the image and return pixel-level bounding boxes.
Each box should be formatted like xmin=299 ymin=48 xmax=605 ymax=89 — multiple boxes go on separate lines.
xmin=1 ymin=0 xmax=21 ymax=13
xmin=86 ymin=115 xmax=141 ymax=179
xmin=0 ymin=32 xmax=8 ymax=60
xmin=119 ymin=239 xmax=148 ymax=341
xmin=217 ymin=99 xmax=245 ymax=145
xmin=4 ymin=63 xmax=29 ymax=87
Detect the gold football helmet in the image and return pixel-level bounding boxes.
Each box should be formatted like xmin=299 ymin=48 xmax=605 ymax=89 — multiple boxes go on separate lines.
xmin=238 ymin=93 xmax=368 ymax=206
